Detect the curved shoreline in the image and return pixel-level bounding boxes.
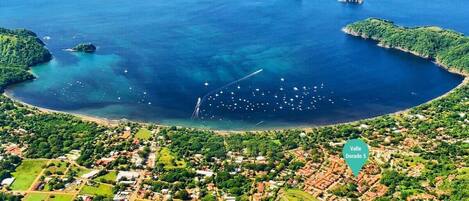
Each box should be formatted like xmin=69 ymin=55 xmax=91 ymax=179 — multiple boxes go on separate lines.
xmin=342 ymin=26 xmax=469 ymax=94
xmin=342 ymin=27 xmax=469 ymax=77
xmin=2 ymin=26 xmax=467 ymax=132
xmin=3 ymin=70 xmax=467 ymax=133
xmin=3 ymin=91 xmax=121 ymax=127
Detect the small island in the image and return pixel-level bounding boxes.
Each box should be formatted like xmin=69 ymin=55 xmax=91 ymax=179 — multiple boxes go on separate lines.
xmin=0 ymin=20 xmax=468 ymax=201
xmin=70 ymin=43 xmax=96 ymax=53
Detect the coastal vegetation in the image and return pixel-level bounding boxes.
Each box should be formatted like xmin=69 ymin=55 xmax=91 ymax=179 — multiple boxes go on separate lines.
xmin=343 ymin=18 xmax=469 ymax=200
xmin=344 ymin=18 xmax=469 ymax=73
xmin=0 ymin=28 xmax=51 ymax=90
xmin=0 ymin=95 xmax=107 ymax=161
xmin=0 ymin=19 xmax=468 ymax=200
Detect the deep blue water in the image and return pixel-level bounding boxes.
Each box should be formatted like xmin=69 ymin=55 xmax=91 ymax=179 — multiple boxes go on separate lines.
xmin=1 ymin=0 xmax=466 ymax=130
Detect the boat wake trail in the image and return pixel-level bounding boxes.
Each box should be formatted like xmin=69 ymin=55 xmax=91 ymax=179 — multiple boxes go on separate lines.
xmin=191 ymin=69 xmax=263 ymax=119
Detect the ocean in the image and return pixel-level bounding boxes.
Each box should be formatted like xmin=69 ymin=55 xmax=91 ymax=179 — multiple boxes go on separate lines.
xmin=1 ymin=0 xmax=466 ymax=130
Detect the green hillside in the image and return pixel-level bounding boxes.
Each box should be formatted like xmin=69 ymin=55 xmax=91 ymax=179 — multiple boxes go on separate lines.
xmin=0 ymin=28 xmax=51 ymax=90
xmin=344 ymin=18 xmax=469 ymax=73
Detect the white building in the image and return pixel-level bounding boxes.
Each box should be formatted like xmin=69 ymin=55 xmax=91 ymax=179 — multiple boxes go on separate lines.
xmin=81 ymin=170 xmax=100 ymax=179
xmin=196 ymin=170 xmax=214 ymax=177
xmin=113 ymin=191 xmax=131 ymax=201
xmin=235 ymin=156 xmax=244 ymax=164
xmin=161 ymin=189 xmax=170 ymax=194
xmin=116 ymin=171 xmax=139 ymax=182
xmin=224 ymin=195 xmax=236 ymax=201
xmin=131 ymin=153 xmax=144 ymax=167
xmin=256 ymin=156 xmax=266 ymax=162
xmin=120 ymin=180 xmax=136 ymax=185
xmin=57 ymin=156 xmax=67 ymax=160
xmin=1 ymin=177 xmax=15 ymax=187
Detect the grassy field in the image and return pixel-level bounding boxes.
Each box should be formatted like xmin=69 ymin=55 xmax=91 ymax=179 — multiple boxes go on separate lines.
xmin=279 ymin=189 xmax=319 ymax=201
xmin=70 ymin=165 xmax=93 ymax=177
xmin=45 ymin=161 xmax=69 ymax=175
xmin=11 ymin=159 xmax=48 ymax=190
xmin=24 ymin=193 xmax=49 ymax=201
xmin=157 ymin=147 xmax=186 ymax=170
xmin=80 ymin=183 xmax=114 ymax=197
xmin=24 ymin=193 xmax=74 ymax=201
xmin=48 ymin=194 xmax=74 ymax=201
xmin=402 ymin=155 xmax=426 ymax=167
xmin=94 ymin=171 xmax=117 ymax=183
xmin=136 ymin=128 xmax=152 ymax=140
xmin=456 ymin=167 xmax=469 ymax=180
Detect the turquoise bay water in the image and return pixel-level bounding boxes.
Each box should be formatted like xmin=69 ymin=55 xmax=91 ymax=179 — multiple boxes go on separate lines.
xmin=1 ymin=0 xmax=466 ymax=130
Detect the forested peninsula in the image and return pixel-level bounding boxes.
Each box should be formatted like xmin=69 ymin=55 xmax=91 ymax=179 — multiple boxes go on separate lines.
xmin=0 ymin=28 xmax=51 ymax=90
xmin=0 ymin=21 xmax=468 ymax=201
xmin=343 ymin=18 xmax=469 ymax=74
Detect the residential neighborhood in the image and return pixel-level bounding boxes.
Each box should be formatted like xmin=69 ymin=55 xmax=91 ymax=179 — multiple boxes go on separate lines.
xmin=2 ymin=117 xmax=466 ymax=201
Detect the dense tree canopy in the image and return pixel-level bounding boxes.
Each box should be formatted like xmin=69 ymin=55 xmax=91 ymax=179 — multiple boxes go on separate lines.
xmin=0 ymin=21 xmax=468 ymax=201
xmin=345 ymin=18 xmax=469 ymax=72
xmin=0 ymin=28 xmax=51 ymax=90
xmin=0 ymin=193 xmax=23 ymax=201
xmin=72 ymin=43 xmax=96 ymax=53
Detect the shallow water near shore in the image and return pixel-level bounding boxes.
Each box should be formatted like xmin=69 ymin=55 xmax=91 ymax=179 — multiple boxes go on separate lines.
xmin=1 ymin=0 xmax=467 ymax=130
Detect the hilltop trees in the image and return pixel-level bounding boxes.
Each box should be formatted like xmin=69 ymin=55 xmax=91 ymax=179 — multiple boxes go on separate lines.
xmin=345 ymin=18 xmax=469 ymax=72
xmin=0 ymin=28 xmax=51 ymax=90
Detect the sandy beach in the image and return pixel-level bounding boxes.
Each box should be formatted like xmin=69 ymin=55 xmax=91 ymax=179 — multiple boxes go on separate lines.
xmin=3 ymin=27 xmax=468 ymax=131
xmin=3 ymin=73 xmax=468 ymax=132
xmin=3 ymin=91 xmax=121 ymax=127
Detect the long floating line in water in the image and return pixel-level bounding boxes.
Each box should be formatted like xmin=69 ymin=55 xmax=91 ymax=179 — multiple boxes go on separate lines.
xmin=191 ymin=69 xmax=264 ymax=119
xmin=255 ymin=121 xmax=264 ymax=126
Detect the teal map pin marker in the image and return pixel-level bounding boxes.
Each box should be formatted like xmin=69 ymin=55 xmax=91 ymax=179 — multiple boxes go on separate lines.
xmin=342 ymin=139 xmax=369 ymax=176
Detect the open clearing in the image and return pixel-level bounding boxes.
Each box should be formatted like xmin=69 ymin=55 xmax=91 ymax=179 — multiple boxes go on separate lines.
xmin=24 ymin=193 xmax=74 ymax=201
xmin=70 ymin=165 xmax=93 ymax=177
xmin=93 ymin=171 xmax=117 ymax=184
xmin=45 ymin=161 xmax=69 ymax=175
xmin=48 ymin=194 xmax=74 ymax=201
xmin=157 ymin=147 xmax=186 ymax=170
xmin=24 ymin=193 xmax=49 ymax=201
xmin=80 ymin=183 xmax=114 ymax=197
xmin=136 ymin=128 xmax=152 ymax=140
xmin=279 ymin=189 xmax=319 ymax=201
xmin=11 ymin=159 xmax=48 ymax=190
